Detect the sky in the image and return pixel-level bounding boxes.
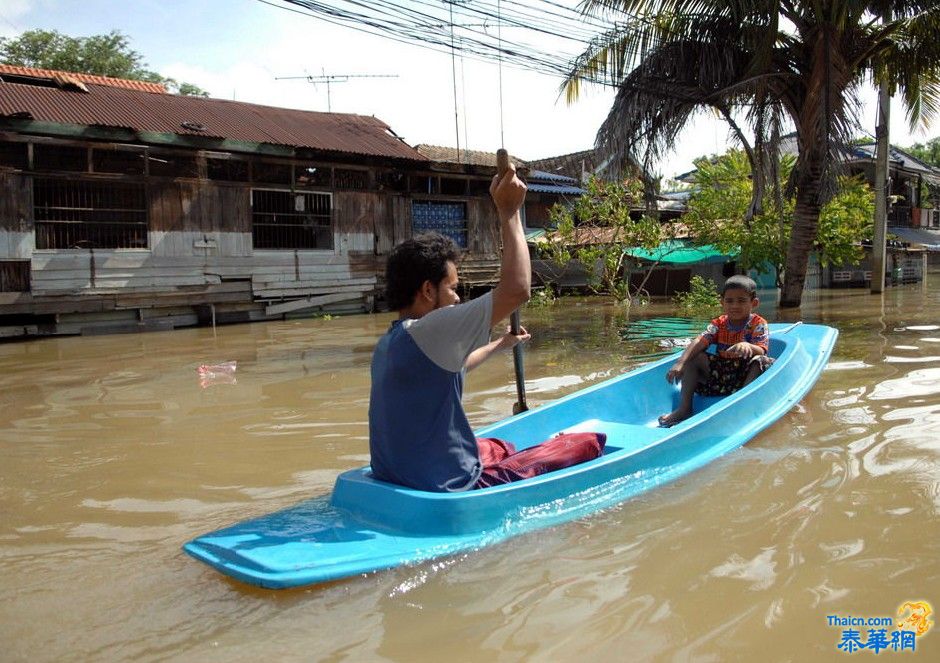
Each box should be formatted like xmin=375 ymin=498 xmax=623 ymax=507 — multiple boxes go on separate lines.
xmin=1 ymin=0 xmax=935 ymax=179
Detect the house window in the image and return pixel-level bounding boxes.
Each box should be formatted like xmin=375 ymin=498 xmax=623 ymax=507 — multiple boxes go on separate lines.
xmin=334 ymin=168 xmax=368 ymax=190
xmin=409 ymin=175 xmax=437 ymax=194
xmin=34 ymin=178 xmax=148 ymax=249
xmin=440 ymin=177 xmax=467 ymax=195
xmin=295 ymin=164 xmax=331 ymax=188
xmin=412 ymin=201 xmax=467 ymax=248
xmin=206 ymin=157 xmax=249 ymax=181
xmin=0 ymin=141 xmax=28 ymax=170
xmin=468 ymin=178 xmax=491 ymax=196
xmin=91 ymin=148 xmax=145 ymax=175
xmin=251 ymin=189 xmax=332 ymax=250
xmin=34 ymin=144 xmax=87 ymax=172
xmin=147 ymin=153 xmax=199 ymax=178
xmin=252 ymin=161 xmax=292 ymax=185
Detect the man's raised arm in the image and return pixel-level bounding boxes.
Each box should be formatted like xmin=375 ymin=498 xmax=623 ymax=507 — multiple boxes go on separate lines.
xmin=489 ymin=162 xmax=530 ymax=325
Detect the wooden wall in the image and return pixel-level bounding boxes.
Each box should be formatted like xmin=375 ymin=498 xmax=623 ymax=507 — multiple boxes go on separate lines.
xmin=0 ymin=173 xmax=34 ymax=261
xmin=150 ymin=181 xmax=251 ymax=233
xmin=0 ymin=140 xmax=506 ymax=335
xmin=0 ymin=173 xmax=32 ymax=232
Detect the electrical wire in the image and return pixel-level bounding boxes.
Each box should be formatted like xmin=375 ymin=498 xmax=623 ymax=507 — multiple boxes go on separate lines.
xmin=259 ymin=0 xmax=633 ymax=85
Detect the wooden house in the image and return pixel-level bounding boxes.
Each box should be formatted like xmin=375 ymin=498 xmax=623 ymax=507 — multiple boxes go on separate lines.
xmin=0 ymin=66 xmax=505 ymax=337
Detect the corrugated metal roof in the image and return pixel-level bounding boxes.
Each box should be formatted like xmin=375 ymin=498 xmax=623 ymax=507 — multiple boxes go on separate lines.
xmin=528 ymin=183 xmax=584 ymax=195
xmin=0 ymin=78 xmax=429 ymax=161
xmin=529 ymin=169 xmax=577 ymax=184
xmin=524 ymin=228 xmax=547 ymax=242
xmin=0 ymin=64 xmax=168 ymax=93
xmin=414 ymin=144 xmax=525 ymax=168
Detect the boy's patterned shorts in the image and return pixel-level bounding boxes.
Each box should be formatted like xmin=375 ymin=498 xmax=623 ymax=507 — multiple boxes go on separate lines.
xmin=695 ymin=354 xmax=775 ymax=397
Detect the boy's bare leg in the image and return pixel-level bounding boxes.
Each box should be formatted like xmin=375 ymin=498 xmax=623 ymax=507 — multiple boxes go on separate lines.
xmin=742 ymin=360 xmax=762 ymax=387
xmin=659 ymin=353 xmax=709 ymax=427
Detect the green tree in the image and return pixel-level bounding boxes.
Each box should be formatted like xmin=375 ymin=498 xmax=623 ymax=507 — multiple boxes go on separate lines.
xmin=673 ymin=275 xmax=721 ymax=318
xmin=685 ymin=150 xmax=874 ymax=287
xmin=564 ymin=1 xmax=940 ymax=307
xmin=903 ymin=136 xmax=940 ymax=167
xmin=0 ymin=29 xmax=208 ymax=96
xmin=541 ymin=176 xmax=665 ymax=301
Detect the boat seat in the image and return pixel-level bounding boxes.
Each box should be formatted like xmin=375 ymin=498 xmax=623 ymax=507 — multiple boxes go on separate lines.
xmin=556 ymin=418 xmax=667 ymax=454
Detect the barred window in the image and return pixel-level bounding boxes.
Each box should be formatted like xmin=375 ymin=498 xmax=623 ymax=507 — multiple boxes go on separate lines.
xmin=295 ymin=164 xmax=331 ymax=188
xmin=334 ymin=168 xmax=367 ymax=190
xmin=34 ymin=178 xmax=148 ymax=249
xmin=251 ymin=189 xmax=333 ymax=250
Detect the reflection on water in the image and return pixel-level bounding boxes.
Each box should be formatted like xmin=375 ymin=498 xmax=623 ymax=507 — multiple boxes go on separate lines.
xmin=2 ymin=279 xmax=940 ymax=662
xmin=620 ymin=317 xmax=702 ymax=360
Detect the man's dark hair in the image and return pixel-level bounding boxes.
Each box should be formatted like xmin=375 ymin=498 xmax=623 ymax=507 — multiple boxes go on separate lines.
xmin=721 ymin=274 xmax=758 ymax=298
xmin=385 ymin=233 xmax=461 ymax=310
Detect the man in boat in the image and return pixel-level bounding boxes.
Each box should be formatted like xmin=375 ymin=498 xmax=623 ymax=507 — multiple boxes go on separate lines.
xmin=658 ymin=275 xmax=775 ymax=427
xmin=369 ymin=162 xmax=605 ymax=492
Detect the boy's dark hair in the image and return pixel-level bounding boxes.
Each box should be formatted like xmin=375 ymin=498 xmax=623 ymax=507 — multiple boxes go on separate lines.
xmin=385 ymin=232 xmax=461 ymax=310
xmin=721 ymin=275 xmax=758 ymax=298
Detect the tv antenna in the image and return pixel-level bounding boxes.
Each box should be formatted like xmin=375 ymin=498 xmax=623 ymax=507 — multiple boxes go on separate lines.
xmin=275 ymin=71 xmax=398 ymax=112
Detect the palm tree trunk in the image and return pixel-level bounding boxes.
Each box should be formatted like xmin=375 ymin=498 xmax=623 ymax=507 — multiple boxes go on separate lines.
xmin=780 ymin=162 xmax=823 ymax=307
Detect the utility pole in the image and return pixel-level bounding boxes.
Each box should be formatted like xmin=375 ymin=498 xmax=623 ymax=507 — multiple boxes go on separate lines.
xmin=275 ymin=72 xmax=398 ymax=112
xmin=871 ymin=78 xmax=890 ymax=294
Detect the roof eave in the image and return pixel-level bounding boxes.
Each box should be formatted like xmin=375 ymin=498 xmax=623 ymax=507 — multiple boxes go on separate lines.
xmin=0 ymin=118 xmax=430 ymax=163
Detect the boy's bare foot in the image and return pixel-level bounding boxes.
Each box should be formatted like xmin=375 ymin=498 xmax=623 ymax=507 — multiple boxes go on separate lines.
xmin=658 ymin=409 xmax=691 ymax=428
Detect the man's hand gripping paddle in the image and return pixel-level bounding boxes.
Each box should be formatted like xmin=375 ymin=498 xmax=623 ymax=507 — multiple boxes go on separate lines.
xmin=497 ymin=148 xmax=529 ymax=415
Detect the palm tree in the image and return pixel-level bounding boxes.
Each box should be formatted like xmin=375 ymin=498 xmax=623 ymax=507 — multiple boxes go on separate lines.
xmin=564 ymin=1 xmax=940 ymax=307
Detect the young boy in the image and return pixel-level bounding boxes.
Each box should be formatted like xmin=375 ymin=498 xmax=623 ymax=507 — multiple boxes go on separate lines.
xmin=658 ymin=275 xmax=774 ymax=427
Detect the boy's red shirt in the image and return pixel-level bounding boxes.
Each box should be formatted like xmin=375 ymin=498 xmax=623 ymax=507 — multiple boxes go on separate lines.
xmin=700 ymin=313 xmax=770 ymax=358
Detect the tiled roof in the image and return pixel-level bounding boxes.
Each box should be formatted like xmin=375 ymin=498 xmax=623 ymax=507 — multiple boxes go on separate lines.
xmin=0 ymin=64 xmax=168 ymax=93
xmin=414 ymin=144 xmax=526 ymax=168
xmin=0 ymin=71 xmax=428 ymax=161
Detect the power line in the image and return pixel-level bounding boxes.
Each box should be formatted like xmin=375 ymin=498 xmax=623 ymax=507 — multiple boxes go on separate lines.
xmin=259 ymin=0 xmax=623 ymax=84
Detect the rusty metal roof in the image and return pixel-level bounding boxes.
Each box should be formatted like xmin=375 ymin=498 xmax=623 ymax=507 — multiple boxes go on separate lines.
xmin=0 ymin=75 xmax=428 ymax=161
xmin=0 ymin=64 xmax=168 ymax=93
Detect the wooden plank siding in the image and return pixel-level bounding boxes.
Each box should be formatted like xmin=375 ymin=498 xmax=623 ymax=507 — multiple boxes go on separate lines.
xmin=0 ymin=173 xmax=35 ymax=260
xmin=0 ymin=172 xmax=32 ymax=232
xmin=0 ymin=135 xmax=506 ymax=336
xmin=150 ymin=180 xmax=251 ymax=234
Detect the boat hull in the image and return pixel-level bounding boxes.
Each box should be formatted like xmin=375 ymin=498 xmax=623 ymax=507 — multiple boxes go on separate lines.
xmin=184 ymin=323 xmax=837 ymax=588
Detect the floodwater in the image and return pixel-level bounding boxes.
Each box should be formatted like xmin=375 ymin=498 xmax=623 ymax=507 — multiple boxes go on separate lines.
xmin=1 ymin=278 xmax=938 ymax=662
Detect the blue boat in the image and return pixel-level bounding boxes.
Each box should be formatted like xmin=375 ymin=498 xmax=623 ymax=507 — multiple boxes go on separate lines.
xmin=184 ymin=322 xmax=837 ymax=589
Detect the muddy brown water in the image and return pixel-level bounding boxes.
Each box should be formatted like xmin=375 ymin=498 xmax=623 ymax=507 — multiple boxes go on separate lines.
xmin=1 ymin=279 xmax=938 ymax=662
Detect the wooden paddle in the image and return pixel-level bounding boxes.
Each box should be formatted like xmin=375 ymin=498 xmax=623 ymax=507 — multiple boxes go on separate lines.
xmin=497 ymin=148 xmax=529 ymax=415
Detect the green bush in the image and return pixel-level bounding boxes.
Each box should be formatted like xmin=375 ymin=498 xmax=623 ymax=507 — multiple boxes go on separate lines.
xmin=673 ymin=276 xmax=721 ymax=318
xmin=526 ymin=287 xmax=556 ymax=308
